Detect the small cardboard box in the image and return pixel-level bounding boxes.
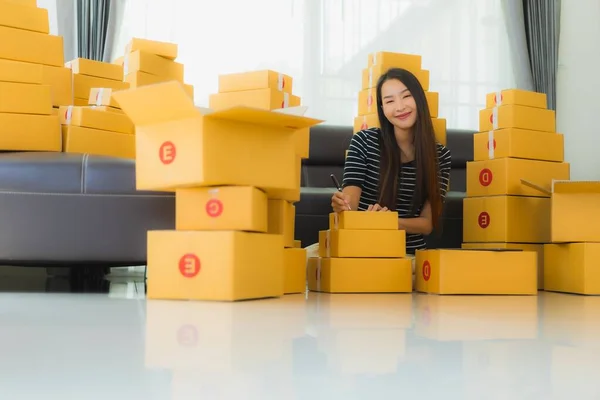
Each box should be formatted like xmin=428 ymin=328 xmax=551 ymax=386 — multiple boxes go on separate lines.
xmin=268 ymin=199 xmax=295 ymax=248
xmin=318 ymin=229 xmax=406 ymax=258
xmin=362 ymin=65 xmax=430 ymax=91
xmin=283 ymin=248 xmax=306 ymax=294
xmin=0 ymin=0 xmax=49 ymax=33
xmin=0 ymin=25 xmax=64 ymax=67
xmin=62 ymin=125 xmax=135 ymax=159
xmin=0 ymin=58 xmax=43 ymax=84
xmin=463 ymin=195 xmax=550 ymax=243
xmin=353 ymin=113 xmax=378 ymax=133
xmin=415 ymin=249 xmax=538 ymax=295
xmin=267 ymin=155 xmax=302 ymax=202
xmin=486 ymin=89 xmax=547 ymax=109
xmin=218 ymin=70 xmax=293 ymax=94
xmin=111 ymin=81 xmax=322 ymax=194
xmin=126 ymin=37 xmax=178 ymax=60
xmin=175 ymin=186 xmax=268 ymax=232
xmin=473 ymin=128 xmax=564 ymax=162
xmin=66 ymin=58 xmax=123 ymax=81
xmin=293 ymin=240 xmax=302 ymax=248
xmin=59 ymin=105 xmax=134 ymax=134
xmin=0 ymin=113 xmax=60 ymax=151
xmin=0 ymin=81 xmax=52 ymax=114
xmin=124 ymin=70 xmax=194 ymax=98
xmin=521 ymin=179 xmax=600 ymax=243
xmin=328 ymin=211 xmax=399 ymax=230
xmin=123 ymin=49 xmax=184 ymax=82
xmin=544 ymin=243 xmax=600 ymax=295
xmin=41 ymin=65 xmax=73 ymax=107
xmin=307 ymin=257 xmax=412 ymax=293
xmin=146 ymin=230 xmax=284 ymax=301
xmin=88 ymin=87 xmax=121 ymax=109
xmin=209 ymin=88 xmax=301 ymax=111
xmin=367 ymin=51 xmax=422 ymax=69
xmin=479 ymin=104 xmax=555 ymax=132
xmin=466 ymin=158 xmax=570 ymax=198
xmin=73 ymin=73 xmax=129 ymax=99
xmin=432 ymin=118 xmax=447 ymax=145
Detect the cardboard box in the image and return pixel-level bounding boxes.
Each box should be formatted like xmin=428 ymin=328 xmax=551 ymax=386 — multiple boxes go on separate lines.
xmin=466 ymin=158 xmax=570 ymax=198
xmin=123 ymin=49 xmax=184 ymax=81
xmin=0 ymin=58 xmax=43 ymax=84
xmin=284 ymin=247 xmax=306 ymax=294
xmin=462 ymin=242 xmax=544 ymax=289
xmin=0 ymin=25 xmax=64 ymax=67
xmin=268 ymin=199 xmax=295 ymax=248
xmin=353 ymin=113 xmax=378 ymax=133
xmin=59 ymin=106 xmax=134 ymax=134
xmin=473 ymin=128 xmax=564 ymax=162
xmin=486 ymin=89 xmax=547 ymax=109
xmin=414 ymin=295 xmax=538 ymax=340
xmin=0 ymin=113 xmax=61 ymax=151
xmin=218 ymin=70 xmax=293 ymax=94
xmin=479 ymin=104 xmax=555 ymax=132
xmin=367 ymin=52 xmax=422 ymax=69
xmin=4 ymin=0 xmax=38 ymax=6
xmin=267 ymin=155 xmax=301 ymax=202
xmin=126 ymin=37 xmax=178 ymax=60
xmin=318 ymin=229 xmax=406 ymax=258
xmin=294 ymin=127 xmax=309 ymax=159
xmin=73 ymin=97 xmax=89 ymax=106
xmin=88 ymin=87 xmax=121 ymax=109
xmin=463 ymin=195 xmax=550 ymax=243
xmin=293 ymin=240 xmax=302 ymax=248
xmin=522 ymin=180 xmax=600 ymax=243
xmin=432 ymin=118 xmax=447 ymax=145
xmin=175 ymin=186 xmax=268 ymax=232
xmin=415 ymin=249 xmax=538 ymax=295
xmin=62 ymin=125 xmax=135 ymax=159
xmin=146 ymin=230 xmax=284 ymax=301
xmin=41 ymin=65 xmax=73 ymax=106
xmin=0 ymin=0 xmax=49 ymax=33
xmin=66 ymin=58 xmax=123 ymax=81
xmin=307 ymin=257 xmax=412 ymax=293
xmin=73 ymin=73 xmax=129 ymax=99
xmin=0 ymin=81 xmax=51 ymax=114
xmin=362 ymin=66 xmax=430 ymax=91
xmin=111 ymin=81 xmax=322 ymax=194
xmin=84 ymin=105 xmax=124 ymax=114
xmin=328 ymin=211 xmax=399 ymax=230
xmin=544 ymin=243 xmax=600 ymax=295
xmin=209 ymin=88 xmax=301 ymax=111
xmin=124 ymin=70 xmax=194 ymax=98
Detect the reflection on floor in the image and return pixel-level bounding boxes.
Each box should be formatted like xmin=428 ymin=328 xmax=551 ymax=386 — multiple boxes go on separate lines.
xmin=1 ymin=266 xmax=599 ymax=399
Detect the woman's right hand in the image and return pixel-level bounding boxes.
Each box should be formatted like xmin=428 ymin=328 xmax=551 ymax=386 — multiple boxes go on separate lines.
xmin=331 ymin=191 xmax=351 ymax=213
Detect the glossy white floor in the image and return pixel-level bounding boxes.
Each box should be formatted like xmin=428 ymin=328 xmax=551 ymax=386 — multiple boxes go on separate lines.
xmin=1 ymin=266 xmax=599 ymax=399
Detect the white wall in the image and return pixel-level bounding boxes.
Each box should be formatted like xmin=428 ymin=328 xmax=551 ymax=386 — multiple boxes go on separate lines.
xmin=557 ymin=0 xmax=600 ymax=180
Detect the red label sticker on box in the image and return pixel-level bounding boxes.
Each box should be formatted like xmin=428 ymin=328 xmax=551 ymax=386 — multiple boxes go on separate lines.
xmin=179 ymin=253 xmax=201 ymax=278
xmin=159 ymin=141 xmax=176 ymax=165
xmin=205 ymin=199 xmax=223 ymax=218
xmin=479 ymin=168 xmax=493 ymax=187
xmin=422 ymin=260 xmax=431 ymax=281
xmin=478 ymin=212 xmax=490 ymax=229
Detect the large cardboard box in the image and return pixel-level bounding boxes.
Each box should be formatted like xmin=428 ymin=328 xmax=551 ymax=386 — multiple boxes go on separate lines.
xmin=473 ymin=128 xmax=564 ymax=162
xmin=218 ymin=70 xmax=293 ymax=94
xmin=328 ymin=211 xmax=399 ymax=230
xmin=318 ymin=229 xmax=406 ymax=258
xmin=307 ymin=257 xmax=412 ymax=293
xmin=62 ymin=125 xmax=135 ymax=159
xmin=123 ymin=50 xmax=184 ymax=81
xmin=466 ymin=158 xmax=570 ymax=197
xmin=59 ymin=105 xmax=134 ymax=134
xmin=0 ymin=113 xmax=61 ymax=151
xmin=0 ymin=25 xmax=64 ymax=66
xmin=486 ymin=89 xmax=547 ymax=109
xmin=146 ymin=230 xmax=285 ymax=301
xmin=479 ymin=104 xmax=555 ymax=132
xmin=66 ymin=58 xmax=123 ymax=81
xmin=463 ymin=195 xmax=550 ymax=243
xmin=175 ymin=186 xmax=268 ymax=232
xmin=0 ymin=0 xmax=49 ymax=33
xmin=522 ymin=179 xmax=600 ymax=243
xmin=0 ymin=81 xmax=51 ymax=114
xmin=415 ymin=249 xmax=538 ymax=295
xmin=544 ymin=243 xmax=600 ymax=295
xmin=112 ymin=81 xmax=322 ymax=195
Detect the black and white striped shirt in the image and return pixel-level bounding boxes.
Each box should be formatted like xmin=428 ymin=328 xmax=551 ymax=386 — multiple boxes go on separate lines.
xmin=342 ymin=127 xmax=452 ymax=254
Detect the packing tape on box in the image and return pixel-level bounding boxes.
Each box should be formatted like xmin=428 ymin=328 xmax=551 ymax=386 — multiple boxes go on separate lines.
xmin=495 ymin=90 xmax=502 ymax=105
xmin=368 ymin=67 xmax=373 ymax=88
xmin=95 ymin=88 xmax=104 ymax=106
xmin=123 ymin=41 xmax=132 ymax=76
xmin=325 ymin=230 xmax=331 ymax=258
xmin=277 ymin=73 xmax=284 ymax=91
xmin=488 ymin=130 xmax=495 ymax=159
xmin=492 ymin=107 xmax=499 ymax=130
xmin=316 ymin=257 xmax=322 ymax=292
xmin=372 ymin=52 xmax=377 ymax=64
xmin=333 ymin=213 xmax=339 ymax=229
xmin=283 ymin=92 xmax=289 ymax=108
xmin=64 ymin=105 xmax=73 ymax=124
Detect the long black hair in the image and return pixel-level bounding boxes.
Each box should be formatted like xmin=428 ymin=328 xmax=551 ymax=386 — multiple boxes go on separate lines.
xmin=375 ymin=68 xmax=442 ymax=230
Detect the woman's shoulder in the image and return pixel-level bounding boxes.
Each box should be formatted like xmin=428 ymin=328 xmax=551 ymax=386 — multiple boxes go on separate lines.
xmin=354 ymin=126 xmax=381 ymax=142
xmin=435 ymin=142 xmax=452 ymax=165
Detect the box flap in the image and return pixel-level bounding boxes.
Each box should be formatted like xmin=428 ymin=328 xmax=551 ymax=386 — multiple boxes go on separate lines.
xmin=111 ymin=81 xmax=198 ymax=126
xmin=205 ymin=106 xmax=323 ymax=130
xmin=520 ymin=179 xmax=552 ymax=195
xmin=552 ymin=180 xmax=600 ymax=194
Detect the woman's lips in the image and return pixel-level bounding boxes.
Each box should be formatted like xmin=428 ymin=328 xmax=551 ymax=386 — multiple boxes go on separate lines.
xmin=395 ymin=111 xmax=411 ymax=120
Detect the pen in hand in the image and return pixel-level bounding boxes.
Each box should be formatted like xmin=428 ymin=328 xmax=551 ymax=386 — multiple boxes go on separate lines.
xmin=330 ymin=173 xmax=351 ymax=211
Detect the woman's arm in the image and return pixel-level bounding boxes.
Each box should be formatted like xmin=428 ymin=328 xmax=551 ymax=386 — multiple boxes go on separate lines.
xmin=341 ymin=131 xmax=369 ymax=211
xmin=397 ymin=201 xmax=433 ymax=235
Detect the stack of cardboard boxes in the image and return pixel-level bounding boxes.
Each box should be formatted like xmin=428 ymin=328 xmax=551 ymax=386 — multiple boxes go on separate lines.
xmin=354 ymin=51 xmax=447 ymax=146
xmin=0 ymin=0 xmax=69 ymax=152
xmin=112 ymin=80 xmax=322 ymax=301
xmin=460 ymin=89 xmax=570 ymax=291
xmin=65 ymin=57 xmax=129 ymax=106
xmin=307 ymin=212 xmax=412 ymax=293
xmin=116 ymin=38 xmax=194 ymax=100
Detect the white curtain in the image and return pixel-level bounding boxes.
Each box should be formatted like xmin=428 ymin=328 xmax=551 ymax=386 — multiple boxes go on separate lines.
xmin=109 ymin=0 xmax=523 ymax=131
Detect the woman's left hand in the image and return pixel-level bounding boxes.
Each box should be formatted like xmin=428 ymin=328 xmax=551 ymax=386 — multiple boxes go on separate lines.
xmin=367 ymin=204 xmax=389 ymax=212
